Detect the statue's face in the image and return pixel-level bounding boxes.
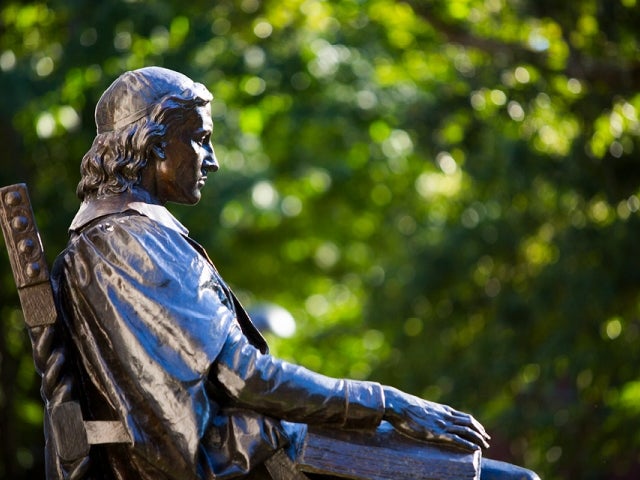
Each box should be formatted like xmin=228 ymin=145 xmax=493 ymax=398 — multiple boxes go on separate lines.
xmin=150 ymin=103 xmax=217 ymax=205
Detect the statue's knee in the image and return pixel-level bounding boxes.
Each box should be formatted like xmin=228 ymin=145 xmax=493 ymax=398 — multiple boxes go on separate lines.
xmin=480 ymin=458 xmax=540 ymax=480
xmin=519 ymin=470 xmax=541 ymax=480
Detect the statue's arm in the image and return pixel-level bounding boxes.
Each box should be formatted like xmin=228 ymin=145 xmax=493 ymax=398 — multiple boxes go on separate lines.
xmin=212 ymin=322 xmax=490 ymax=451
xmin=212 ymin=321 xmax=385 ymax=431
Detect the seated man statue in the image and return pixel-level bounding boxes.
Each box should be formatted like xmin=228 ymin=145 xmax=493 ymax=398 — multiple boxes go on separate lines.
xmin=51 ymin=66 xmax=539 ymax=480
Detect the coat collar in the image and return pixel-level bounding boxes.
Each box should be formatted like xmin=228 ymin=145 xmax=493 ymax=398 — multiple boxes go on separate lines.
xmin=69 ymin=188 xmax=188 ymax=236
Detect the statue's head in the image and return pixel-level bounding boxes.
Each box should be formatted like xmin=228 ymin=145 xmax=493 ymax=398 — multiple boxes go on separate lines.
xmin=77 ymin=66 xmax=215 ymax=203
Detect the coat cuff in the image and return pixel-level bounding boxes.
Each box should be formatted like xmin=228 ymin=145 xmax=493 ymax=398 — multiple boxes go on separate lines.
xmin=343 ymin=380 xmax=385 ymax=430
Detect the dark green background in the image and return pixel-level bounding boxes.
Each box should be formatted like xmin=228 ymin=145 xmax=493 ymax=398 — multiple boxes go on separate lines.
xmin=1 ymin=1 xmax=639 ymax=478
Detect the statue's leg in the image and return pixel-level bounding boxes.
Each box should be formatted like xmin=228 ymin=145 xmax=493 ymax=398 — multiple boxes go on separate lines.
xmin=480 ymin=458 xmax=540 ymax=480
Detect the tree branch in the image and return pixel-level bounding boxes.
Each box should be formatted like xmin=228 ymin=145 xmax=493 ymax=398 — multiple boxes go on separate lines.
xmin=406 ymin=1 xmax=640 ymax=93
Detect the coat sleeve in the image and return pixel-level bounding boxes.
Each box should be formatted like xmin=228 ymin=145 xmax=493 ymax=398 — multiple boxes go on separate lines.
xmin=212 ymin=321 xmax=386 ymax=431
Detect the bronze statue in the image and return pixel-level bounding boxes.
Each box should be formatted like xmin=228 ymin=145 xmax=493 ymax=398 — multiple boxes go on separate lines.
xmin=48 ymin=66 xmax=539 ymax=480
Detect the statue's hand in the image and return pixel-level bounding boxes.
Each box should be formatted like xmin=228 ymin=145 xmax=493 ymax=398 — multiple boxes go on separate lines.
xmin=382 ymin=386 xmax=490 ymax=451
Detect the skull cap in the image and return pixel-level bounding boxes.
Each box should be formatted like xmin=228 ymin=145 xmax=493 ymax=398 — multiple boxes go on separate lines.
xmin=95 ymin=66 xmax=212 ymax=134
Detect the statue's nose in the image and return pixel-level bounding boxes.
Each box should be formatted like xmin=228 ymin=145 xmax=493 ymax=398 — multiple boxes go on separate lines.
xmin=203 ymin=146 xmax=219 ymax=172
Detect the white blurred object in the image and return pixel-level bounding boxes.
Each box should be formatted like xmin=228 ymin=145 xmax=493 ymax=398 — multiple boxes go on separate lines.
xmin=249 ymin=303 xmax=296 ymax=338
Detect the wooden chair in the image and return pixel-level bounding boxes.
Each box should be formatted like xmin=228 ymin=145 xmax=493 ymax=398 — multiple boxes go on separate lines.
xmin=0 ymin=183 xmax=480 ymax=480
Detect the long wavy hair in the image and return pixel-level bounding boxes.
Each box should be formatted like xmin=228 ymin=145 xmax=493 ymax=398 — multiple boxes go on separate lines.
xmin=77 ymin=93 xmax=210 ymax=201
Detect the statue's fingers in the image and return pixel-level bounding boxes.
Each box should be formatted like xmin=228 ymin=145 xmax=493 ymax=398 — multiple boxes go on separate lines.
xmin=446 ymin=424 xmax=490 ymax=450
xmin=470 ymin=416 xmax=491 ymax=441
xmin=450 ymin=412 xmax=491 ymax=441
xmin=464 ymin=415 xmax=490 ymax=440
xmin=436 ymin=432 xmax=482 ymax=452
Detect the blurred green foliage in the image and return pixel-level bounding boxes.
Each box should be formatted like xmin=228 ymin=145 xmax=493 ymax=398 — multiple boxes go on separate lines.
xmin=1 ymin=0 xmax=639 ymax=478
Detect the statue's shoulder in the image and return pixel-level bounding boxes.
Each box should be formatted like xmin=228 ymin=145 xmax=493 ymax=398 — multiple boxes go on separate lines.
xmin=60 ymin=211 xmax=190 ymax=283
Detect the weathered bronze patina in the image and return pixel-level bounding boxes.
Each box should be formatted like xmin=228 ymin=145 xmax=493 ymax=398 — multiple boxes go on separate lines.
xmin=4 ymin=67 xmax=540 ymax=480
